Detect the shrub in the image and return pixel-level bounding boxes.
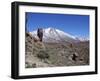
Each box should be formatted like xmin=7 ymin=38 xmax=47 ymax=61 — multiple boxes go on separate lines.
xmin=25 ymin=62 xmax=31 ymax=68
xmin=37 ymin=50 xmax=49 ymax=59
xmin=25 ymin=62 xmax=37 ymax=68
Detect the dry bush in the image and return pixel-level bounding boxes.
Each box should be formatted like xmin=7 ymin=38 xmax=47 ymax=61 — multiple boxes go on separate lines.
xmin=37 ymin=50 xmax=49 ymax=59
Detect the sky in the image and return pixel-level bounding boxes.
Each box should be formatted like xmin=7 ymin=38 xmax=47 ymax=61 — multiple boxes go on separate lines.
xmin=26 ymin=12 xmax=89 ymax=39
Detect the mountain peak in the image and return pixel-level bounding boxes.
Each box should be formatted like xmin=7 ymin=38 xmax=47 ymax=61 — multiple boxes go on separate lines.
xmin=31 ymin=27 xmax=79 ymax=43
xmin=45 ymin=27 xmax=56 ymax=32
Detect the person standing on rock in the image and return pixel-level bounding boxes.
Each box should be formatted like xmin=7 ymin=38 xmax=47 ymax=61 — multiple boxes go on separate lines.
xmin=37 ymin=28 xmax=43 ymax=42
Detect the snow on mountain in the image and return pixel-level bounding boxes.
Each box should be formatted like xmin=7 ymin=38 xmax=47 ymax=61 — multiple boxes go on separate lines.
xmin=30 ymin=27 xmax=80 ymax=43
xmin=77 ymin=37 xmax=89 ymax=42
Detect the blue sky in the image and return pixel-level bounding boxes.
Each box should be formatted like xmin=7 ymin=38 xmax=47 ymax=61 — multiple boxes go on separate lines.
xmin=26 ymin=12 xmax=89 ymax=39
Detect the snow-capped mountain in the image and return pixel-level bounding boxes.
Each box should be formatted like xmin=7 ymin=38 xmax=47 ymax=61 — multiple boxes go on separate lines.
xmin=30 ymin=27 xmax=80 ymax=43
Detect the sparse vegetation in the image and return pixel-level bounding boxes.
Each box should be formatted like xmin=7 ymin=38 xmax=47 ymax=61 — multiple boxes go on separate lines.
xmin=25 ymin=62 xmax=36 ymax=68
xmin=25 ymin=41 xmax=89 ymax=68
xmin=37 ymin=50 xmax=49 ymax=60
